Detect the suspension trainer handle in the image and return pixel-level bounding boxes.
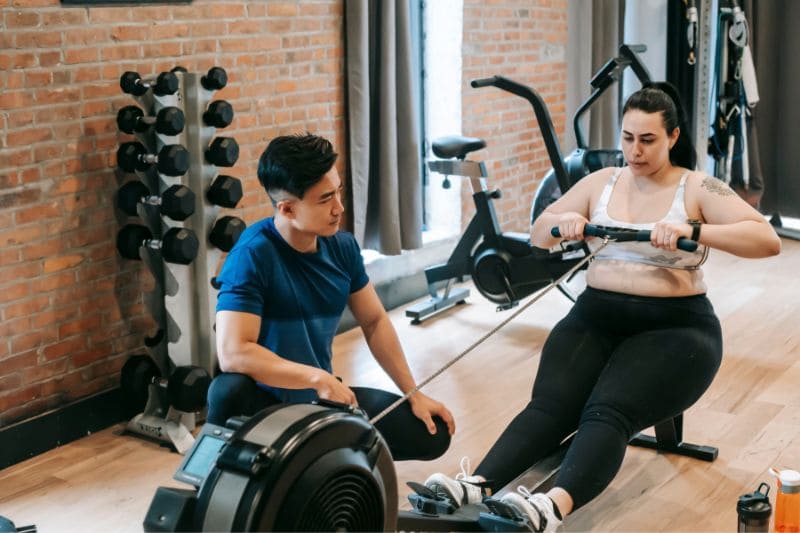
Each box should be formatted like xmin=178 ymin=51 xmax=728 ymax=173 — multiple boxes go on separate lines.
xmin=551 ymin=224 xmax=699 ymax=252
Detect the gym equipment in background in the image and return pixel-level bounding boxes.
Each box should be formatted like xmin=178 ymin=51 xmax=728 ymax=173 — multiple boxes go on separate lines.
xmin=530 ymin=43 xmax=651 ymax=222
xmin=115 ymin=66 xmax=246 ymax=453
xmin=406 ymin=75 xmax=591 ymax=324
xmin=120 ymin=355 xmax=211 ymax=454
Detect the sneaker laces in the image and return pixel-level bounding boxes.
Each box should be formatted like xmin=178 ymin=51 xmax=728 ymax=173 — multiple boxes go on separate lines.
xmin=455 ymin=456 xmax=472 ymax=481
xmin=516 ymin=485 xmax=547 ymax=532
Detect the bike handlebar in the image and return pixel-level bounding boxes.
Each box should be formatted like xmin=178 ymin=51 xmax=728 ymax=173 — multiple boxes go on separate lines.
xmin=551 ymin=224 xmax=699 ymax=252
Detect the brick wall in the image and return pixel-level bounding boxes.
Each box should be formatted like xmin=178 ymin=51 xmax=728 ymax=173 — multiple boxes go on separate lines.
xmin=461 ymin=0 xmax=568 ymax=230
xmin=0 ymin=0 xmax=568 ymax=427
xmin=0 ymin=0 xmax=346 ymax=426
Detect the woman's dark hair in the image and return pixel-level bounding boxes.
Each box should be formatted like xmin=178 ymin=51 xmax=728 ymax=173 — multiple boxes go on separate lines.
xmin=257 ymin=133 xmax=338 ymax=204
xmin=622 ymin=81 xmax=697 ymax=169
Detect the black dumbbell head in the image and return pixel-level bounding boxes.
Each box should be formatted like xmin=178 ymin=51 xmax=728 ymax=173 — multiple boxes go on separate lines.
xmin=117 ymin=180 xmax=151 ymax=216
xmin=153 ymin=71 xmax=179 ymax=96
xmin=161 ymin=184 xmax=195 ymax=221
xmin=201 ymin=66 xmax=228 ymax=91
xmin=161 ymin=227 xmax=199 ymax=264
xmin=210 ymin=216 xmax=246 ymax=252
xmin=116 ymin=141 xmax=147 ymax=173
xmin=157 ymin=144 xmax=190 ymax=176
xmin=120 ymin=354 xmax=161 ymax=417
xmin=207 ymin=174 xmax=243 ymax=208
xmin=203 ymin=100 xmax=234 ymax=128
xmin=167 ymin=365 xmax=211 ymax=412
xmin=205 ymin=137 xmax=239 ymax=167
xmin=117 ymin=223 xmax=153 ymax=260
xmin=155 ymin=107 xmax=185 ymax=136
xmin=120 ymin=71 xmax=147 ymax=96
xmin=116 ymin=105 xmax=145 ymax=134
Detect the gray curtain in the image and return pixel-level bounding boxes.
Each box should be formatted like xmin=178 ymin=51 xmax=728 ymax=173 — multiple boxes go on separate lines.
xmin=747 ymin=0 xmax=800 ymax=217
xmin=345 ymin=0 xmax=423 ymax=255
xmin=566 ymin=0 xmax=625 ymax=152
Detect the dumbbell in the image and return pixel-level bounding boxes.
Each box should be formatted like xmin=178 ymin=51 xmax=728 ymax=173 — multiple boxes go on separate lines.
xmin=205 ymin=137 xmax=239 ymax=167
xmin=117 ymin=181 xmax=196 ymax=221
xmin=117 ymin=141 xmax=189 ymax=177
xmin=120 ymin=71 xmax=179 ymax=97
xmin=120 ymin=355 xmax=211 ymax=415
xmin=210 ymin=216 xmax=246 ymax=252
xmin=207 ymin=175 xmax=243 ymax=208
xmin=117 ymin=224 xmax=199 ymax=265
xmin=117 ymin=105 xmax=185 ymax=136
xmin=203 ymin=100 xmax=234 ymax=128
xmin=201 ymin=66 xmax=228 ymax=91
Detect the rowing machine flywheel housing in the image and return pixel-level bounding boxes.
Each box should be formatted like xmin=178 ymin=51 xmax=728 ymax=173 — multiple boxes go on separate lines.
xmin=145 ymin=403 xmax=397 ymax=532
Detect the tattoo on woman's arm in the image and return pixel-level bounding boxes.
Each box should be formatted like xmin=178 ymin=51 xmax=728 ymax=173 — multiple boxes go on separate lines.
xmin=702 ymin=176 xmax=736 ymax=197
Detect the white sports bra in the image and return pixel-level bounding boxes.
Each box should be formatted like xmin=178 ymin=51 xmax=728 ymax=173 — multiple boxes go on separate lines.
xmin=590 ymin=168 xmax=709 ymax=270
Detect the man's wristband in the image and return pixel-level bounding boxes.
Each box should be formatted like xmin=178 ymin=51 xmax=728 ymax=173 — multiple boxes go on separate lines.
xmin=689 ymin=220 xmax=702 ymax=242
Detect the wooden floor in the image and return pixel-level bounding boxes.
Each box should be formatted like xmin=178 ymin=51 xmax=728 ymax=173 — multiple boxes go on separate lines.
xmin=1 ymin=239 xmax=798 ymax=532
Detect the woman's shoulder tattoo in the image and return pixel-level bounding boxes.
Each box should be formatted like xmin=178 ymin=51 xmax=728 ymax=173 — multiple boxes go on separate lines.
xmin=701 ymin=176 xmax=736 ymax=197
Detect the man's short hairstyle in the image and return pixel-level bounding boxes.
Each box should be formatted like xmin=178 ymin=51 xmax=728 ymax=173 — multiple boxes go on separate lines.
xmin=257 ymin=133 xmax=338 ymax=205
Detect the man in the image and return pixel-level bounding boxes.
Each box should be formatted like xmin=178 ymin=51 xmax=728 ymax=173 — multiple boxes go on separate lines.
xmin=207 ymin=133 xmax=454 ymax=460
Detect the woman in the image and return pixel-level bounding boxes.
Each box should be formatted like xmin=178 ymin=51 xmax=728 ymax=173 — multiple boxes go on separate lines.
xmin=423 ymin=82 xmax=781 ymax=532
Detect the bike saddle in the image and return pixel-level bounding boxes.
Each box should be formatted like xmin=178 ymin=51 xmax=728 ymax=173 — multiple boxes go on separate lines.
xmin=432 ymin=136 xmax=487 ymax=160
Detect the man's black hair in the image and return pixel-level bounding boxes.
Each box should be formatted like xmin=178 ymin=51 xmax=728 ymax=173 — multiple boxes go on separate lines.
xmin=257 ymin=133 xmax=338 ymax=204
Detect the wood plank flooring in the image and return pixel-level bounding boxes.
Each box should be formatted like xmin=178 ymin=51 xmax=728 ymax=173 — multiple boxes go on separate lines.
xmin=1 ymin=239 xmax=797 ymax=532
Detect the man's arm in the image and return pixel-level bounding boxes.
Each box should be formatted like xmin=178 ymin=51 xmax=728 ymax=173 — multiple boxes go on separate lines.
xmin=348 ymin=283 xmax=455 ymax=434
xmin=216 ymin=310 xmax=356 ymax=404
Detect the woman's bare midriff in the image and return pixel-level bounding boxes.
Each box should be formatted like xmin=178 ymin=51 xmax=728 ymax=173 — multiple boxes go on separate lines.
xmin=586 ymin=259 xmax=707 ymax=297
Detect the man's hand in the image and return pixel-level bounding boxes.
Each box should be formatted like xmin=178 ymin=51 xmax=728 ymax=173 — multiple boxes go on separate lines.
xmin=408 ymin=392 xmax=455 ymax=436
xmin=311 ymin=370 xmax=357 ymax=406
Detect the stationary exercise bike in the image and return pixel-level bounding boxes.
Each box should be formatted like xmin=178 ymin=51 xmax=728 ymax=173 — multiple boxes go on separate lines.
xmin=406 ymin=76 xmax=591 ymax=324
xmin=530 ymin=43 xmax=652 ymax=221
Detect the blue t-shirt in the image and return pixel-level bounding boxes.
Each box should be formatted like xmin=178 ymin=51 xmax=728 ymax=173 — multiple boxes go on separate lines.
xmin=215 ymin=217 xmax=369 ymax=403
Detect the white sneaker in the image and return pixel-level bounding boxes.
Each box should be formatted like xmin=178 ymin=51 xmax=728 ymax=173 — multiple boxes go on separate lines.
xmin=423 ymin=456 xmax=485 ymax=507
xmin=499 ymin=486 xmax=562 ymax=532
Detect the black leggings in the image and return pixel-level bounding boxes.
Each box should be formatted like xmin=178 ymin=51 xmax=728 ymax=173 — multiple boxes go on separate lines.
xmin=206 ymin=373 xmax=450 ymax=461
xmin=475 ymin=287 xmax=722 ymax=509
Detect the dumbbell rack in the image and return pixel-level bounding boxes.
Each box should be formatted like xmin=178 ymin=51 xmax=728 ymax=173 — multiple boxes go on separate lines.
xmin=115 ymin=68 xmax=243 ymax=453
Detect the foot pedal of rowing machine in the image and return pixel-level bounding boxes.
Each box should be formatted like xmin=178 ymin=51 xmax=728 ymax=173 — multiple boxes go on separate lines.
xmin=479 ymin=498 xmax=530 ymax=532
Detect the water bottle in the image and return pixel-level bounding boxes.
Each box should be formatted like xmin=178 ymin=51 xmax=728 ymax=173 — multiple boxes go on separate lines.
xmin=737 ymin=482 xmax=771 ymax=532
xmin=772 ymin=468 xmax=800 ymax=533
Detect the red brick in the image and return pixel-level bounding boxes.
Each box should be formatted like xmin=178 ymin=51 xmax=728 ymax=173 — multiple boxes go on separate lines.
xmin=0 ymin=187 xmax=41 ymax=209
xmin=210 ymin=3 xmax=246 ymax=18
xmin=22 ymin=358 xmax=69 ymax=384
xmin=267 ymin=3 xmax=297 ymax=17
xmin=31 ymin=271 xmax=76 ymax=294
xmin=150 ymin=23 xmax=190 ymax=40
xmin=0 ymin=90 xmax=35 ymax=110
xmin=0 ymin=384 xmax=43 ymax=414
xmin=15 ymin=30 xmax=62 ymax=48
xmin=58 ymin=315 xmax=101 ymax=339
xmin=4 ymin=11 xmax=40 ymax=28
xmin=42 ymin=336 xmax=87 ymax=361
xmin=30 ymin=306 xmax=74 ymax=329
xmin=2 ymin=294 xmax=49 ymax=320
xmin=42 ymin=9 xmax=87 ymax=27
xmin=43 ymin=254 xmax=84 ymax=274
xmin=6 ymin=127 xmax=52 ymax=147
xmin=38 ymin=51 xmax=62 ymax=67
xmin=0 ymin=260 xmax=42 ymax=283
xmin=64 ymin=47 xmax=99 ymax=64
xmin=64 ymin=26 xmax=110 ymax=46
xmin=70 ymin=345 xmax=113 ymax=368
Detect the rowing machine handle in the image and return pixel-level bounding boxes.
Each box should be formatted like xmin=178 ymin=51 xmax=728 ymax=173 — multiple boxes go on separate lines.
xmin=551 ymin=224 xmax=698 ymax=252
